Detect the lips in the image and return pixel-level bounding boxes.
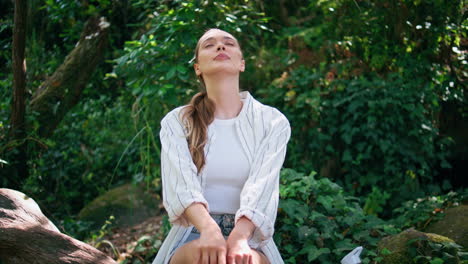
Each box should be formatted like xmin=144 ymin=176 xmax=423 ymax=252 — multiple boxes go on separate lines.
xmin=214 ymin=53 xmax=230 ymax=60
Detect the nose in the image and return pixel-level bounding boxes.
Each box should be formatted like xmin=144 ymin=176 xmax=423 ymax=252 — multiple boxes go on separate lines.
xmin=217 ymin=44 xmax=226 ymax=51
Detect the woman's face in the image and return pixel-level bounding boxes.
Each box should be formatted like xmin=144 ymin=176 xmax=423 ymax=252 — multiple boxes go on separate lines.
xmin=194 ymin=29 xmax=245 ymax=77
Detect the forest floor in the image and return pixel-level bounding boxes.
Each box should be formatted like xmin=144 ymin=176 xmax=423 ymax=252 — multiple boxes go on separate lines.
xmin=96 ymin=215 xmax=163 ymax=262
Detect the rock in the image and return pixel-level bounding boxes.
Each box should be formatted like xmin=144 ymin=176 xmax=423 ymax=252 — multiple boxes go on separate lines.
xmin=78 ymin=184 xmax=161 ymax=229
xmin=0 ymin=188 xmax=60 ymax=233
xmin=0 ymin=188 xmax=117 ymax=264
xmin=425 ymin=205 xmax=468 ymax=248
xmin=377 ymin=228 xmax=457 ymax=264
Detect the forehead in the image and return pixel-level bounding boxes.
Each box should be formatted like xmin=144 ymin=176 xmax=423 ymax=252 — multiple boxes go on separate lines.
xmin=198 ymin=29 xmax=237 ymax=43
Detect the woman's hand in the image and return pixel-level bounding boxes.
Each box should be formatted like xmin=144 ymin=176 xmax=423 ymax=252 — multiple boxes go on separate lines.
xmin=226 ymin=234 xmax=252 ymax=264
xmin=226 ymin=217 xmax=255 ymax=264
xmin=196 ymin=224 xmax=227 ymax=264
xmin=183 ymin=203 xmax=228 ymax=264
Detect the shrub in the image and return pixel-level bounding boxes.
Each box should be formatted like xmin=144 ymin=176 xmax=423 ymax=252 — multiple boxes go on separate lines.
xmin=262 ymin=66 xmax=454 ymax=208
xmin=275 ymin=168 xmax=399 ymax=263
xmin=407 ymin=237 xmax=468 ymax=264
xmin=391 ymin=189 xmax=468 ymax=230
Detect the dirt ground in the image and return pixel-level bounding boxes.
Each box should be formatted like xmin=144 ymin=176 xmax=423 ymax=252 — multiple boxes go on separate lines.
xmin=96 ymin=215 xmax=164 ymax=263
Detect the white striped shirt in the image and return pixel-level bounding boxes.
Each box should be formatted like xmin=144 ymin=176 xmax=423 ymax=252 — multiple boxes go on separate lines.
xmin=152 ymin=91 xmax=291 ymax=264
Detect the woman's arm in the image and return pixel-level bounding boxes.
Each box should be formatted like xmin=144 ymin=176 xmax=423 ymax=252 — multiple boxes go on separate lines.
xmin=236 ymin=109 xmax=291 ymax=248
xmin=226 ymin=217 xmax=256 ymax=263
xmin=183 ymin=203 xmax=220 ymax=234
xmin=184 ymin=203 xmax=227 ymax=264
xmin=229 ymin=217 xmax=255 ymax=240
xmin=159 ymin=110 xmax=209 ymax=226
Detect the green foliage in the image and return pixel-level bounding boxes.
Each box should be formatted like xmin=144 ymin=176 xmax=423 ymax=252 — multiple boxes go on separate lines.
xmin=259 ymin=1 xmax=466 ymax=207
xmin=120 ymin=234 xmax=162 ymax=264
xmin=88 ymin=215 xmax=116 ymax=247
xmin=0 ymin=0 xmax=13 ymax=64
xmin=391 ymin=189 xmax=468 ymax=231
xmin=113 ymin=0 xmax=270 ymax=107
xmin=258 ymin=0 xmax=464 ymax=206
xmin=262 ymin=65 xmax=454 ymax=206
xmin=37 ymin=0 xmax=123 ymax=51
xmin=1 ymin=0 xmax=160 ymax=192
xmin=0 ymin=2 xmax=13 ymax=178
xmin=0 ymin=74 xmax=12 ymax=180
xmin=275 ymin=168 xmax=399 ymax=264
xmin=258 ymin=66 xmax=325 ymax=172
xmin=323 ymin=72 xmax=453 ymax=200
xmin=59 ymin=216 xmax=95 ymax=241
xmin=407 ymin=237 xmax=468 ymax=264
xmin=23 ymin=94 xmax=162 ymax=217
xmin=364 ymin=187 xmax=391 ymax=216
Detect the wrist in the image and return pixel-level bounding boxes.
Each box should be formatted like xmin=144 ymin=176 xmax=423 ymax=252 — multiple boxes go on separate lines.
xmin=198 ymin=220 xmax=220 ymax=234
xmin=229 ymin=227 xmax=251 ymax=240
xmin=229 ymin=217 xmax=254 ymax=240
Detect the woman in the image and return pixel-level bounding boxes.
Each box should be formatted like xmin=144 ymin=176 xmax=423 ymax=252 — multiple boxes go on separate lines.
xmin=153 ymin=29 xmax=291 ymax=264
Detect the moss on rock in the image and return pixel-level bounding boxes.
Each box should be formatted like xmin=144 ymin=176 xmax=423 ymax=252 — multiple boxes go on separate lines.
xmin=425 ymin=205 xmax=468 ymax=248
xmin=78 ymin=184 xmax=160 ymax=229
xmin=377 ymin=228 xmax=456 ymax=264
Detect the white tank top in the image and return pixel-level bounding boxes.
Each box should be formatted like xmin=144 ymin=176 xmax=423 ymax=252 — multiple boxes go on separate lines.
xmin=203 ymin=117 xmax=250 ymax=214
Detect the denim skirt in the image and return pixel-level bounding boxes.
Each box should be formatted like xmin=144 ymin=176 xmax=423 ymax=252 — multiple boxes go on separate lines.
xmin=168 ymin=213 xmax=235 ymax=259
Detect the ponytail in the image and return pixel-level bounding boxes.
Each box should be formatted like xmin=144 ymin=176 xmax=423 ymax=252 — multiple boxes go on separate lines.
xmin=181 ymin=91 xmax=215 ymax=173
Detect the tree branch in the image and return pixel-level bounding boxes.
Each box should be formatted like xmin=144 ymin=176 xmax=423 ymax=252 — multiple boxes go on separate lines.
xmin=29 ymin=16 xmax=110 ymax=138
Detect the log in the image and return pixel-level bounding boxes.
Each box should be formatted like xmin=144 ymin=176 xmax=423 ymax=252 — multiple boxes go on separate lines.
xmin=0 ymin=189 xmax=117 ymax=264
xmin=29 ymin=16 xmax=110 ymax=138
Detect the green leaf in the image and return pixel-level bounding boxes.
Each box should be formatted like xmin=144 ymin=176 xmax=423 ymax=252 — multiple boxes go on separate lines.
xmin=342 ymin=149 xmax=352 ymax=162
xmin=381 ymin=248 xmax=392 ymax=255
xmin=166 ymin=67 xmax=176 ymax=79
xmin=308 ymin=247 xmax=331 ymax=262
xmin=430 ymin=258 xmax=444 ymax=264
xmin=317 ymin=195 xmax=334 ymax=211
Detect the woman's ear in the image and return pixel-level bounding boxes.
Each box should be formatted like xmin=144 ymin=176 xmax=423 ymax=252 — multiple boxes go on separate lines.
xmin=194 ymin=63 xmax=201 ymax=75
xmin=240 ymin=59 xmax=245 ymax=72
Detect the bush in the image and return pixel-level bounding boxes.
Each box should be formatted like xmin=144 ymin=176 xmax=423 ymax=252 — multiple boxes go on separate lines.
xmin=407 ymin=237 xmax=468 ymax=264
xmin=275 ymin=168 xmax=399 ymax=263
xmin=257 ymin=0 xmax=464 ymax=208
xmin=261 ymin=64 xmax=454 ymax=208
xmin=391 ymin=189 xmax=468 ymax=231
xmin=23 ymin=94 xmax=162 ymax=217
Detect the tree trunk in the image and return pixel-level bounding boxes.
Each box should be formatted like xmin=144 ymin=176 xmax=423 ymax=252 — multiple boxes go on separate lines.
xmin=0 ymin=188 xmax=117 ymax=264
xmin=29 ymin=16 xmax=110 ymax=138
xmin=9 ymin=0 xmax=28 ymax=183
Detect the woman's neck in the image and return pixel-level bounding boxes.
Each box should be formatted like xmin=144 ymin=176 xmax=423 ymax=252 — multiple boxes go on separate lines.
xmin=204 ymin=75 xmax=242 ymax=120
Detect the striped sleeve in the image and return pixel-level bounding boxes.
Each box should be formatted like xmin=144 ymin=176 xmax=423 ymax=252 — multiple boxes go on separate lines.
xmin=235 ymin=109 xmax=291 ymax=248
xmin=159 ymin=111 xmax=209 ymax=226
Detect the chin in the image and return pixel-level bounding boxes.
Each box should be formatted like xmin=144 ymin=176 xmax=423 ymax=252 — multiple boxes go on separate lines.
xmin=205 ymin=67 xmax=240 ymax=76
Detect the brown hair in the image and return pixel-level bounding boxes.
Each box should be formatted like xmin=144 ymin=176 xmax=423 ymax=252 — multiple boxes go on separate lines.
xmin=181 ymin=91 xmax=215 ymax=174
xmin=181 ymin=29 xmax=216 ymax=173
